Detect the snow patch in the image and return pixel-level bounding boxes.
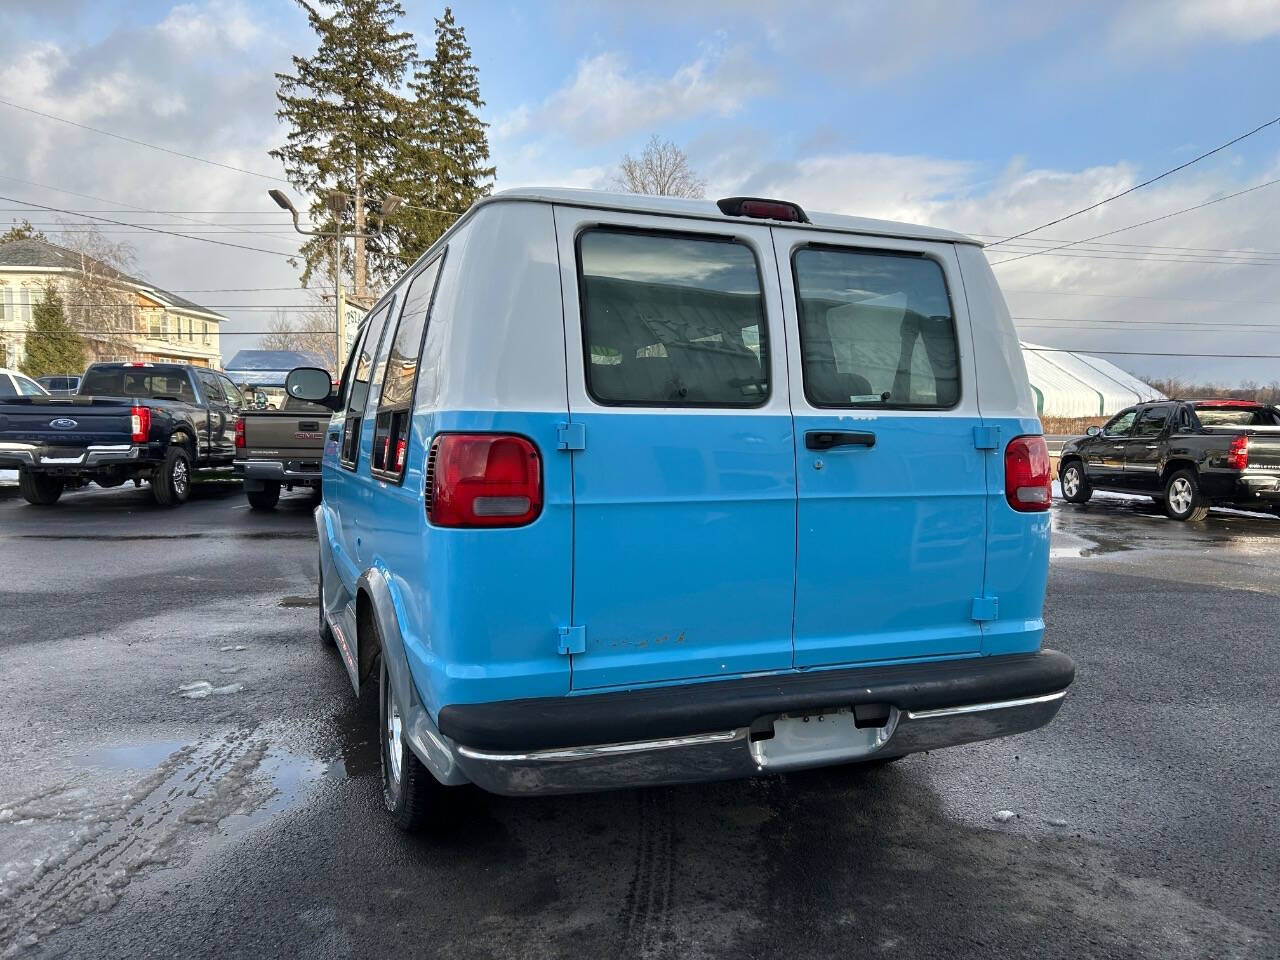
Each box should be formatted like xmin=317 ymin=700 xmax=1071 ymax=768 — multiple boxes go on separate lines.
xmin=176 ymin=681 xmax=243 ymax=700
xmin=993 ymin=809 xmax=1017 ymax=823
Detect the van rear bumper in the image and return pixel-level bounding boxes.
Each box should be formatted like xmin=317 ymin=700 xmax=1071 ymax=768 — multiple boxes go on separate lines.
xmin=436 ymin=650 xmax=1074 ymax=796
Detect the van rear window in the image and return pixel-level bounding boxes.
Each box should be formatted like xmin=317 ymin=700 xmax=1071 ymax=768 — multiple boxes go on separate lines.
xmin=577 ymin=230 xmax=769 ymax=407
xmin=793 ymin=248 xmax=959 ymax=408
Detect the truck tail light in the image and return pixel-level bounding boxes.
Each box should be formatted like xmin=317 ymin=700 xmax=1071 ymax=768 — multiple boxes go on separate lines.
xmin=130 ymin=405 xmax=151 ymax=443
xmin=1005 ymin=435 xmax=1051 ymax=512
xmin=234 ymin=416 xmax=245 ymax=449
xmin=426 ymin=434 xmax=542 ymax=528
xmin=1227 ymin=434 xmax=1249 ymax=470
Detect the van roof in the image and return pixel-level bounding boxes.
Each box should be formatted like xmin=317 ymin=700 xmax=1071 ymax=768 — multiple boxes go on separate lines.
xmin=484 ymin=187 xmax=981 ymax=247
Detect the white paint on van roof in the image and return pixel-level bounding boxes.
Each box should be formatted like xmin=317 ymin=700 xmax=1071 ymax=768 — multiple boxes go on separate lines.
xmin=484 ymin=187 xmax=982 ymax=247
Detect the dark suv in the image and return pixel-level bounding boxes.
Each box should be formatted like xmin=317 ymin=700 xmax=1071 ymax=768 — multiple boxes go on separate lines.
xmin=1058 ymin=399 xmax=1280 ymax=520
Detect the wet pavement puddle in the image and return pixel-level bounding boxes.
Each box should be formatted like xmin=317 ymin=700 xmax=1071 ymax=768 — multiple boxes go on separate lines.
xmin=0 ymin=729 xmax=334 ymax=955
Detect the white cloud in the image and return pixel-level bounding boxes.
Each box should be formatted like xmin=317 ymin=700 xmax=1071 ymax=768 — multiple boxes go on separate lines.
xmin=1110 ymin=0 xmax=1280 ymax=50
xmin=498 ymin=43 xmax=772 ymax=146
xmin=158 ymin=2 xmax=262 ymax=53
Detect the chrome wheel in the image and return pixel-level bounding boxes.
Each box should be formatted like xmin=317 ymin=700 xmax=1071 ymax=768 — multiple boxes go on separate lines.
xmin=1063 ymin=467 xmax=1080 ymax=499
xmin=385 ymin=680 xmax=403 ymax=784
xmin=172 ymin=457 xmax=189 ymax=497
xmin=1169 ymin=477 xmax=1193 ymax=514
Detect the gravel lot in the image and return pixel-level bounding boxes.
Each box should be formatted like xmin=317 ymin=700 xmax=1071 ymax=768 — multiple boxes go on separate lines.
xmin=0 ymin=481 xmax=1276 ymax=959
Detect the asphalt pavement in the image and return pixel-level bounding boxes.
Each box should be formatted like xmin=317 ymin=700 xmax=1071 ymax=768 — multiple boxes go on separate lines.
xmin=0 ymin=481 xmax=1276 ymax=959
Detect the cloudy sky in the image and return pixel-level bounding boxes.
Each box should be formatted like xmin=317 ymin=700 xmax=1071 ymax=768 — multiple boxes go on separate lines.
xmin=3 ymin=0 xmax=1280 ymax=384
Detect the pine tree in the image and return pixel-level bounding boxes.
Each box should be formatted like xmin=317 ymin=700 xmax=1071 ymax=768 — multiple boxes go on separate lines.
xmin=272 ymin=0 xmax=417 ymax=298
xmin=396 ymin=7 xmax=495 ymax=259
xmin=1 ymin=219 xmax=48 ymax=243
xmin=19 ymin=284 xmax=84 ymax=379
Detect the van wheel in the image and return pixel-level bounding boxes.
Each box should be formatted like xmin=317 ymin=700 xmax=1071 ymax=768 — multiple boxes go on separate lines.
xmin=152 ymin=446 xmax=192 ymax=506
xmin=19 ymin=471 xmax=64 ymax=506
xmin=378 ymin=652 xmax=434 ymax=832
xmin=1059 ymin=461 xmax=1091 ymax=503
xmin=1164 ymin=469 xmax=1209 ymax=521
xmin=247 ymin=482 xmax=281 ymax=511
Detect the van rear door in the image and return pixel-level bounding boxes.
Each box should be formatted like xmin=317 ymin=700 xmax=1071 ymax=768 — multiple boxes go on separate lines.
xmin=554 ymin=208 xmax=796 ymax=690
xmin=774 ymin=232 xmax=987 ymax=667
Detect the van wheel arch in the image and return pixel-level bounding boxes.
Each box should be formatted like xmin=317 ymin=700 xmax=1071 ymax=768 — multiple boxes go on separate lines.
xmin=355 ymin=588 xmax=382 ymax=688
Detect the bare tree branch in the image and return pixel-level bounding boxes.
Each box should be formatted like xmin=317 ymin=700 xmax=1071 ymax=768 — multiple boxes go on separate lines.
xmin=610 ymin=135 xmax=705 ymax=198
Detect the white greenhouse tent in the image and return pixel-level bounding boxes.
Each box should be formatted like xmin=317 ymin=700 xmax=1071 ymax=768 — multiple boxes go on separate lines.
xmin=1020 ymin=342 xmax=1164 ymax=418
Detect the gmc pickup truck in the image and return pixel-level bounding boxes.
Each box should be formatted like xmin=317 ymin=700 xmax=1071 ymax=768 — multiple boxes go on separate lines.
xmin=0 ymin=362 xmax=245 ymax=507
xmin=1059 ymin=398 xmax=1280 ymax=520
xmin=233 ymin=391 xmax=331 ymax=510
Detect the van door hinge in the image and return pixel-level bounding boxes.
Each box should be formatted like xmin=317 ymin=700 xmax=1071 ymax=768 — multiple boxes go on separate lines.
xmin=973 ymin=425 xmax=1001 ymax=450
xmin=558 ymin=624 xmax=586 ymax=655
xmin=557 ymin=422 xmax=585 ymax=451
xmin=971 ymin=596 xmax=999 ymax=623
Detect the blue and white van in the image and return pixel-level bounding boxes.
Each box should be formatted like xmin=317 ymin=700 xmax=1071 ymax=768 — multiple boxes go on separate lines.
xmin=286 ymin=188 xmax=1074 ymax=831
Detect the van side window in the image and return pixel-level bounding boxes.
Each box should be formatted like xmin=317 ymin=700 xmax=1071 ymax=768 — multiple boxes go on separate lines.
xmin=577 ymin=229 xmax=769 ymax=407
xmin=341 ymin=300 xmax=393 ymax=470
xmin=371 ymin=253 xmax=445 ymax=480
xmin=793 ymin=247 xmax=959 ymax=408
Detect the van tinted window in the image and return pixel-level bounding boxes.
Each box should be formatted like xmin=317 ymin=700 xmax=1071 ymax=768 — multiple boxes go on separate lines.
xmin=380 ymin=255 xmax=443 ymax=410
xmin=578 ymin=230 xmax=768 ymax=407
xmin=793 ymin=248 xmax=959 ymax=408
xmin=341 ymin=300 xmax=393 ymax=468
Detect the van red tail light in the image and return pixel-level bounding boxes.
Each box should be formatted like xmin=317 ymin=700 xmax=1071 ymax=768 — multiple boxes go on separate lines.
xmin=1227 ymin=434 xmax=1249 ymax=470
xmin=394 ymin=438 xmax=407 ymax=472
xmin=130 ymin=405 xmax=151 ymax=444
xmin=1005 ymin=434 xmax=1051 ymax=512
xmin=234 ymin=416 xmax=245 ymax=449
xmin=426 ymin=434 xmax=543 ymax=528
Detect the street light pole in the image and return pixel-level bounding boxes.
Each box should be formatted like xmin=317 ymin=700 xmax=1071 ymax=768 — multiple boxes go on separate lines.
xmin=268 ymin=188 xmax=401 ymax=370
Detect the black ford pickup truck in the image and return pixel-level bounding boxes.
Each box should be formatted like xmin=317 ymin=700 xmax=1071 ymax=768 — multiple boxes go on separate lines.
xmin=1059 ymin=399 xmax=1280 ymax=520
xmin=0 ymin=362 xmax=244 ymax=506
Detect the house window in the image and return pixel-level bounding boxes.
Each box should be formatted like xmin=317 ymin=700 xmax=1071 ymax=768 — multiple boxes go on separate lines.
xmin=1 ymin=287 xmax=12 ymax=323
xmin=18 ymin=286 xmax=31 ymax=322
xmin=202 ymin=321 xmax=211 ymax=345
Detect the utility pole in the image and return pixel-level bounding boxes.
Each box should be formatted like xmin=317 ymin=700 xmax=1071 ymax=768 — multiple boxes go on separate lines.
xmin=268 ymin=189 xmax=401 ymax=370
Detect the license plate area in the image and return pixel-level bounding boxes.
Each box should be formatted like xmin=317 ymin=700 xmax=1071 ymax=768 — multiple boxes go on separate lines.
xmin=748 ymin=706 xmax=898 ymax=771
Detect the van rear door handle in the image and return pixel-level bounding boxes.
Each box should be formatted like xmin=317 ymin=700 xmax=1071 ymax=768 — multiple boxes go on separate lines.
xmin=805 ymin=430 xmax=876 ymax=450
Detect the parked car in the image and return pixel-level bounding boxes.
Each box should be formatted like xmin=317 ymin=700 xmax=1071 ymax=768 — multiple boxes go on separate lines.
xmin=233 ymin=389 xmax=333 ymax=510
xmin=286 ymin=187 xmax=1074 ymax=831
xmin=1058 ymin=399 xmax=1280 ymax=520
xmin=35 ymin=374 xmax=81 ymax=396
xmin=0 ymin=361 xmax=244 ymax=506
xmin=0 ymin=368 xmax=50 ymax=398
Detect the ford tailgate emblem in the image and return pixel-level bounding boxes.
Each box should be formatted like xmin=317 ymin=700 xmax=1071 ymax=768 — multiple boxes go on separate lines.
xmin=49 ymin=417 xmax=79 ymax=430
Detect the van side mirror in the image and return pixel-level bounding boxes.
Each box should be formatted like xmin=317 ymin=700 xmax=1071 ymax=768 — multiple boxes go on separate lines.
xmin=1086 ymin=425 xmax=1101 ymax=437
xmin=286 ymin=367 xmax=340 ymax=410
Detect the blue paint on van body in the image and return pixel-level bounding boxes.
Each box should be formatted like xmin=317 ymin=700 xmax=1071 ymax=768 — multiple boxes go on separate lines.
xmin=312 ymin=191 xmax=1058 ymax=791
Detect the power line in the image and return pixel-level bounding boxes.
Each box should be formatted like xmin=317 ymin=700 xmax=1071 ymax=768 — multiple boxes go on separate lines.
xmin=989 ymin=176 xmax=1280 ymax=267
xmin=1021 ymin=346 xmax=1280 ymax=359
xmin=972 ymin=232 xmax=1280 ymax=258
xmin=1004 ymin=287 xmax=1280 ymax=307
xmin=0 ymin=97 xmax=289 ymax=183
xmin=985 ymin=114 xmax=1280 ymax=248
xmin=0 ymin=194 xmax=298 ymax=259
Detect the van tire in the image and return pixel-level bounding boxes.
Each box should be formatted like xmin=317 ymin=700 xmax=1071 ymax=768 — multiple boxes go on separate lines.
xmin=247 ymin=482 xmax=281 ymax=511
xmin=151 ymin=446 xmax=192 ymax=507
xmin=19 ymin=471 xmax=64 ymax=506
xmin=378 ymin=652 xmax=434 ymax=832
xmin=1059 ymin=461 xmax=1091 ymax=504
xmin=1163 ymin=468 xmax=1209 ymax=522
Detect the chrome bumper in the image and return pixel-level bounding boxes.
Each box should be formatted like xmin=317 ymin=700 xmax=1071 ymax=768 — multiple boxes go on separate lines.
xmin=0 ymin=442 xmax=139 ymax=469
xmin=234 ymin=459 xmax=321 ymax=482
xmin=429 ymin=690 xmax=1067 ymax=796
